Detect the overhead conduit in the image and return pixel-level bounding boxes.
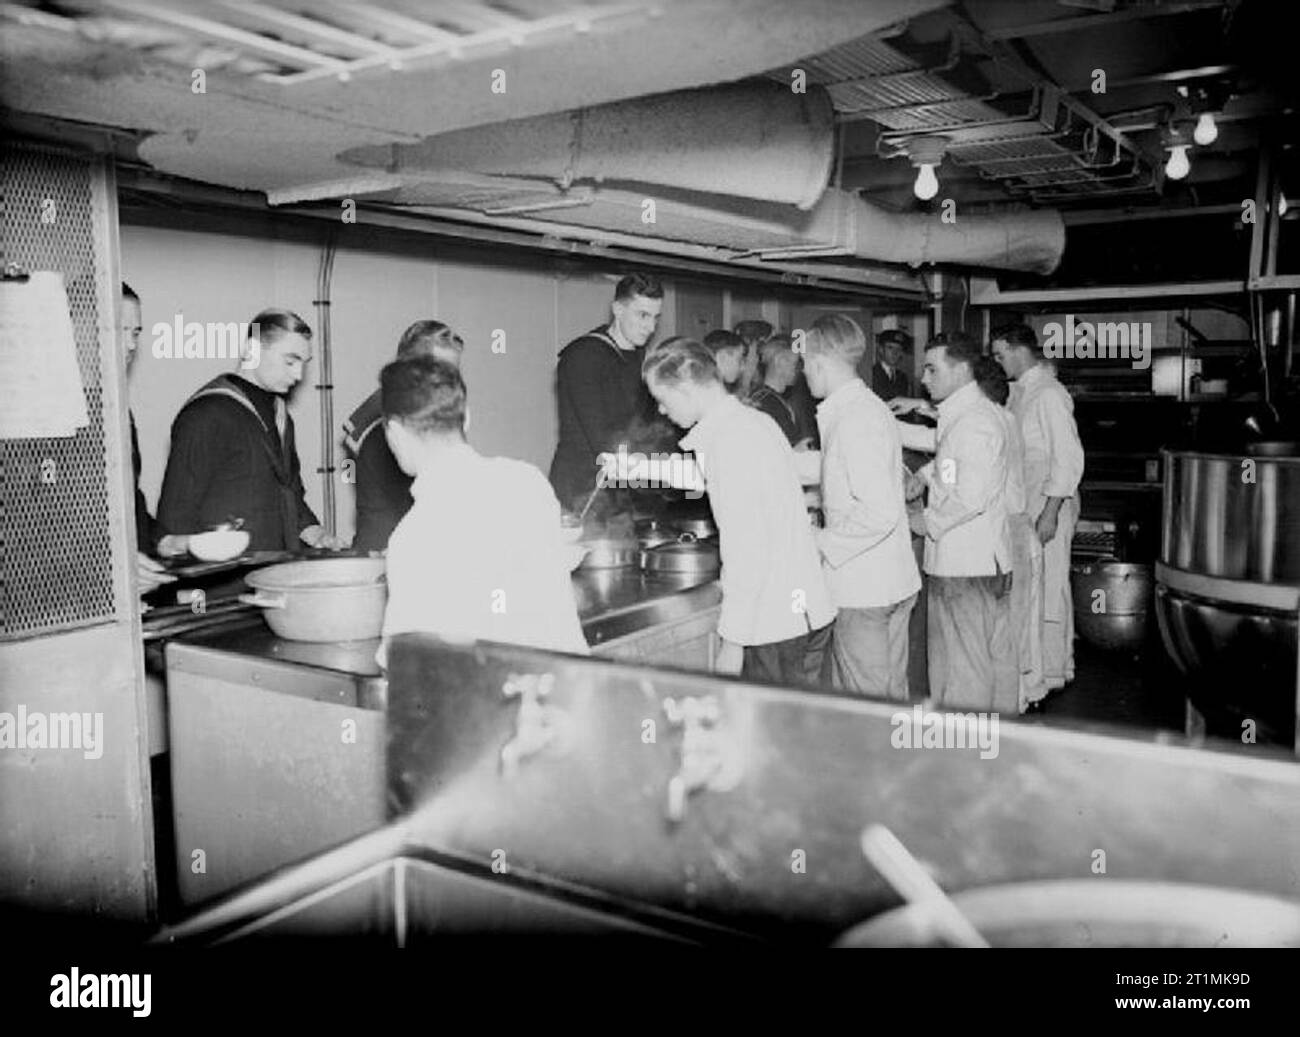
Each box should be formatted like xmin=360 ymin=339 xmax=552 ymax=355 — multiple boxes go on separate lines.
xmin=335 ymin=82 xmax=1066 ymax=275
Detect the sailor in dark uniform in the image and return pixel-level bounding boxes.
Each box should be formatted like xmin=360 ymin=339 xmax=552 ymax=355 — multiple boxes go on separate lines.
xmin=156 ymin=309 xmax=343 ymax=554
xmin=343 ymin=320 xmax=464 ymax=553
xmin=548 ymin=272 xmax=663 ymax=511
xmin=869 ymin=328 xmax=914 ymax=401
xmin=120 ymin=282 xmax=176 ymax=594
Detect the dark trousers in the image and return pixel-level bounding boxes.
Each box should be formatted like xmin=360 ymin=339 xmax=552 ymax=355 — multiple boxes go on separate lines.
xmin=742 ymin=622 xmax=833 ymax=690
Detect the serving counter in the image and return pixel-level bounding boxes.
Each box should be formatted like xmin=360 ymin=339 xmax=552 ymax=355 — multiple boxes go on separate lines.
xmin=158 ymin=632 xmax=1300 ymax=945
xmin=163 ymin=568 xmax=720 ymax=907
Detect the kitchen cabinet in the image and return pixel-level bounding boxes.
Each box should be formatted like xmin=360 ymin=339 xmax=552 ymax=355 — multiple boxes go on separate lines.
xmin=165 ymin=636 xmax=387 ymax=908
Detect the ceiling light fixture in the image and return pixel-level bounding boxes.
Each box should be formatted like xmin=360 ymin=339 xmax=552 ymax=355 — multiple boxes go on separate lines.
xmin=1165 ymin=144 xmax=1191 ymax=180
xmin=1160 ymin=119 xmax=1194 ymax=183
xmin=1193 ymin=111 xmax=1218 ymax=146
xmin=905 ymin=136 xmax=948 ymax=202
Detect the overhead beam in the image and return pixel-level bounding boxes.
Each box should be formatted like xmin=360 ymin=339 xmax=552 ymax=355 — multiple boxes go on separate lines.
xmin=1061 ymin=63 xmax=1236 ymax=93
xmin=99 ymin=0 xmax=346 ymax=70
xmin=984 ymin=1 xmax=1227 ymax=40
xmin=1060 ymin=203 xmax=1243 ymax=225
xmin=970 ymin=279 xmax=1245 ymax=306
xmin=217 ymin=3 xmax=399 ymax=58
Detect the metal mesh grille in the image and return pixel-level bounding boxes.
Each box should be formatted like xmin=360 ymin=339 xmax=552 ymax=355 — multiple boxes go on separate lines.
xmin=1 ymin=144 xmax=118 ymax=638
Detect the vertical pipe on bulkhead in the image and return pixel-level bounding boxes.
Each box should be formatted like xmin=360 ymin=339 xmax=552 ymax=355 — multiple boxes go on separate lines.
xmin=315 ymin=235 xmax=337 ymax=537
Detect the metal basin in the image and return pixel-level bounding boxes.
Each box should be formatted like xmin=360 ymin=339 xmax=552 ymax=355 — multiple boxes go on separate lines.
xmin=576 ymin=537 xmax=639 ymax=570
xmin=834 ymin=880 xmax=1300 ymax=947
xmin=1162 ymin=447 xmax=1300 ymax=584
xmin=1155 ymin=585 xmax=1297 ymax=743
xmin=241 ymin=558 xmax=387 ymax=642
xmin=1071 ymin=562 xmax=1152 ymax=651
xmin=640 ymin=541 xmax=720 ymax=576
xmin=1157 ymin=446 xmax=1299 ymax=744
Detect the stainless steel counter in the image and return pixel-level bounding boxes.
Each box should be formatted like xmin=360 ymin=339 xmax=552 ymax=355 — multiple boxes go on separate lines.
xmin=173 ymin=568 xmax=721 ymax=681
xmin=162 ymin=567 xmax=721 ymax=906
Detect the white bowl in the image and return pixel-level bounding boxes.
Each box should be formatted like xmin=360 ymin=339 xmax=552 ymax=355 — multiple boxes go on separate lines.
xmin=189 ymin=529 xmax=251 ymax=561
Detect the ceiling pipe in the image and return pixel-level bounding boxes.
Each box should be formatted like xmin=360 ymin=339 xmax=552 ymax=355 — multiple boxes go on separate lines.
xmin=837 ymin=190 xmax=1066 ymax=274
xmin=340 ymin=81 xmax=838 ymax=211
xmin=332 ymin=81 xmax=1067 ymax=274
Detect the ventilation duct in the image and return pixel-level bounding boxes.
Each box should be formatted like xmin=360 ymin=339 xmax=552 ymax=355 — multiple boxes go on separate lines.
xmin=329 ymin=82 xmax=1067 ymax=274
xmin=339 ymin=81 xmax=838 ymax=211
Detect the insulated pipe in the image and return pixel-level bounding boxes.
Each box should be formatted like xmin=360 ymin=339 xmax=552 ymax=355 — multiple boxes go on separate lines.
xmin=445 ymin=185 xmax=1068 ymax=275
xmin=339 ymin=81 xmax=1067 ymax=274
xmin=838 ymin=190 xmax=1067 ymax=275
xmin=342 ymin=82 xmax=837 ymax=211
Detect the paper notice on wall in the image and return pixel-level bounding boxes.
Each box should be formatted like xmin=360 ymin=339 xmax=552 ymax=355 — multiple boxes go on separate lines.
xmin=0 ymin=271 xmax=90 ymax=438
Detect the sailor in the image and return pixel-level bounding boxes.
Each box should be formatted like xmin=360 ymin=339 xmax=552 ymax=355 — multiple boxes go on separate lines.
xmin=548 ymin=272 xmax=662 ymax=510
xmin=991 ymin=323 xmax=1085 ymax=694
xmin=157 ymin=309 xmax=344 ymax=554
xmin=343 ymin=320 xmax=464 ymax=552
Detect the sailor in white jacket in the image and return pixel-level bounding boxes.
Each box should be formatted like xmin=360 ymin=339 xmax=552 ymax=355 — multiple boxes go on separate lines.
xmin=916 ymin=332 xmax=1017 ymax=711
xmin=803 ymin=315 xmax=920 ymax=699
xmin=992 ymin=324 xmax=1086 ymax=691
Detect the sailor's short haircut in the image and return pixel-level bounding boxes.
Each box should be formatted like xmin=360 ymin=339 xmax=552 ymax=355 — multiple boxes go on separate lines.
xmin=614 ymin=272 xmax=664 ymax=302
xmin=805 ymin=314 xmax=868 ymax=366
xmin=396 ymin=320 xmax=464 ymax=362
xmin=991 ymin=323 xmax=1038 ymax=352
xmin=926 ymin=330 xmax=982 ymax=369
xmin=642 ymin=337 xmax=719 ymax=387
xmin=381 ymin=355 xmax=467 ymax=436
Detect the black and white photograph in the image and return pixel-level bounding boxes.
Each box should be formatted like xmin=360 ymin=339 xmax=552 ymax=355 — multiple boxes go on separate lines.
xmin=1 ymin=0 xmax=1298 ymax=1007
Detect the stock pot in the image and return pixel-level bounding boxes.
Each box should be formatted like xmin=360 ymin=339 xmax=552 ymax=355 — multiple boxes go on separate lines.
xmin=240 ymin=558 xmax=387 ymax=642
xmin=1155 ymin=445 xmax=1299 ymax=743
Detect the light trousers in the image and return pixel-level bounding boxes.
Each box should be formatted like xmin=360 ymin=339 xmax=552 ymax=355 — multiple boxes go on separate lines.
xmin=1041 ymin=498 xmax=1078 ymax=688
xmin=829 ymin=593 xmax=918 ymax=700
xmin=927 ymin=572 xmax=1015 ymax=713
xmin=1008 ymin=512 xmax=1047 ymax=711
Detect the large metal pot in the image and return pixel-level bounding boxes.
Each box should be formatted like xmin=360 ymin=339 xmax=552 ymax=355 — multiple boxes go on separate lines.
xmin=1071 ymin=561 xmax=1152 ymax=651
xmin=1156 ymin=447 xmax=1300 ymax=745
xmin=834 ymin=880 xmax=1300 ymax=947
xmin=241 ymin=558 xmax=387 ymax=642
xmin=672 ymin=516 xmax=717 ymax=540
xmin=639 ymin=540 xmax=720 ymax=576
xmin=576 ymin=537 xmax=639 ymax=570
xmin=1162 ymin=445 xmax=1300 ymax=583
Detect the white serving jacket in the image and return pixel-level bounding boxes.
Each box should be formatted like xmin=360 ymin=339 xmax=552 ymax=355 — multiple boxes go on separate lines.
xmin=814 ymin=379 xmax=920 ymax=608
xmin=919 ymin=381 xmax=1013 ymax=577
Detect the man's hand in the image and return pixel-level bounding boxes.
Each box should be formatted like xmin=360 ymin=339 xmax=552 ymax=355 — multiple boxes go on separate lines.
xmin=907 ymin=507 xmax=929 ymax=538
xmin=1035 ymin=498 xmax=1065 ymax=544
xmin=136 ymin=552 xmax=176 ymax=595
xmin=155 ymin=534 xmax=190 ymax=558
xmin=904 ymin=470 xmax=926 ymax=502
xmin=714 ymin=638 xmax=744 ymax=675
xmin=889 ymin=397 xmax=937 ymax=420
xmin=1035 ymin=508 xmax=1060 ymax=544
xmin=301 ymin=525 xmax=348 ymax=551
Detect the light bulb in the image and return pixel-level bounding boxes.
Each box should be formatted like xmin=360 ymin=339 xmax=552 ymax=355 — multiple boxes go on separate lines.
xmin=913 ymin=162 xmax=939 ymax=200
xmin=1193 ymin=112 xmax=1218 ymax=146
xmin=1164 ymin=145 xmax=1191 ymax=181
xmin=1279 ymin=195 xmax=1288 ymax=217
